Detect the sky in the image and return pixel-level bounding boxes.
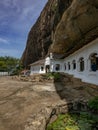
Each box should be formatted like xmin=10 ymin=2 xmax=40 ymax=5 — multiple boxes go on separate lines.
xmin=0 ymin=0 xmax=48 ymax=58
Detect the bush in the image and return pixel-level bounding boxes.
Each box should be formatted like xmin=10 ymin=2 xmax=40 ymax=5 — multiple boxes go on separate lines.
xmin=88 ymin=96 xmax=98 ymax=110
xmin=46 ymin=72 xmax=60 ymax=80
xmin=53 ymin=72 xmax=60 ymax=80
xmin=46 ymin=72 xmax=54 ymax=79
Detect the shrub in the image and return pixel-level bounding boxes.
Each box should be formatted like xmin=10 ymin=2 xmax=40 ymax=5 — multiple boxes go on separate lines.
xmin=46 ymin=72 xmax=54 ymax=79
xmin=88 ymin=96 xmax=98 ymax=110
xmin=46 ymin=72 xmax=60 ymax=80
xmin=53 ymin=72 xmax=60 ymax=80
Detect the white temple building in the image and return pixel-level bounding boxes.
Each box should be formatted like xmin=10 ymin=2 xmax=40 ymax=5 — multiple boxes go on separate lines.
xmin=30 ymin=38 xmax=98 ymax=85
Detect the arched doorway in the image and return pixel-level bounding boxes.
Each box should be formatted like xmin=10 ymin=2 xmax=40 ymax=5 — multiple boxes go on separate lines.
xmin=55 ymin=64 xmax=60 ymax=71
xmin=68 ymin=62 xmax=70 ymax=70
xmin=89 ymin=53 xmax=98 ymax=71
xmin=79 ymin=57 xmax=84 ymax=72
xmin=72 ymin=60 xmax=76 ymax=70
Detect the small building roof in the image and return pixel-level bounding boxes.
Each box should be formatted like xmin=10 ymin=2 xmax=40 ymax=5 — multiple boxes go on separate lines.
xmin=30 ymin=59 xmax=45 ymax=66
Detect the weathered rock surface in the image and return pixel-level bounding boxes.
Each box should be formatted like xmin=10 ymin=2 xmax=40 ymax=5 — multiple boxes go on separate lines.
xmin=51 ymin=0 xmax=98 ymax=55
xmin=22 ymin=0 xmax=98 ymax=67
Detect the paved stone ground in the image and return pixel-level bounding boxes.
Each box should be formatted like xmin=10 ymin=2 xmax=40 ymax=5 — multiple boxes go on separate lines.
xmin=0 ymin=75 xmax=98 ymax=130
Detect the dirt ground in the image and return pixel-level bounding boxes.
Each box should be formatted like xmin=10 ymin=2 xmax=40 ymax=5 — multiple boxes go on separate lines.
xmin=0 ymin=76 xmax=98 ymax=130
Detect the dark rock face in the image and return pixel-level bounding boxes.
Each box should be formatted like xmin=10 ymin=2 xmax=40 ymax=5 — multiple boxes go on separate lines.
xmin=21 ymin=0 xmax=72 ymax=67
xmin=22 ymin=0 xmax=98 ymax=67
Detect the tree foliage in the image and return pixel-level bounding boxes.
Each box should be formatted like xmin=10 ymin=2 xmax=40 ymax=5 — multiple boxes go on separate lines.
xmin=0 ymin=56 xmax=20 ymax=73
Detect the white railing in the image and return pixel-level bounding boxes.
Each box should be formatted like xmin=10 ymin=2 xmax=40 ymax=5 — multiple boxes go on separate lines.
xmin=0 ymin=72 xmax=9 ymax=76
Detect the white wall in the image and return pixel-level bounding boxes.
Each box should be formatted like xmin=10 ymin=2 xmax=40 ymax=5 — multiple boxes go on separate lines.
xmin=50 ymin=59 xmax=64 ymax=72
xmin=30 ymin=65 xmax=45 ymax=75
xmin=45 ymin=57 xmax=50 ymax=66
xmin=63 ymin=39 xmax=98 ymax=85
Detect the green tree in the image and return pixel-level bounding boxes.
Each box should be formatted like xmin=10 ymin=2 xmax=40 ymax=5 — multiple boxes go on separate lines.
xmin=0 ymin=56 xmax=20 ymax=73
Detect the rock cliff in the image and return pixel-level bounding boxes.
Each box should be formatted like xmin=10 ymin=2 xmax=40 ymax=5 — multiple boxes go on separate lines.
xmin=22 ymin=0 xmax=98 ymax=67
xmin=21 ymin=0 xmax=72 ymax=67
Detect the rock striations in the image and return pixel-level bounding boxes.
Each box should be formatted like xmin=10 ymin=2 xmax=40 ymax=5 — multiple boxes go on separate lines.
xmin=22 ymin=0 xmax=98 ymax=67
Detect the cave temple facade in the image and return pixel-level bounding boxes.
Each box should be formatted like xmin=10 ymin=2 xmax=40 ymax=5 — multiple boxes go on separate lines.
xmin=30 ymin=38 xmax=98 ymax=85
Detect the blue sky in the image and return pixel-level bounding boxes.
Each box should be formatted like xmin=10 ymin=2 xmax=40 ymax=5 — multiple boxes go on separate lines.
xmin=0 ymin=0 xmax=48 ymax=58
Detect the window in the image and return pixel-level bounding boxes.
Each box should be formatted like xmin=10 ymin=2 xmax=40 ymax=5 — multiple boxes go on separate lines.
xmin=79 ymin=57 xmax=84 ymax=71
xmin=55 ymin=64 xmax=60 ymax=71
xmin=68 ymin=62 xmax=70 ymax=70
xmin=90 ymin=53 xmax=98 ymax=71
xmin=72 ymin=60 xmax=76 ymax=70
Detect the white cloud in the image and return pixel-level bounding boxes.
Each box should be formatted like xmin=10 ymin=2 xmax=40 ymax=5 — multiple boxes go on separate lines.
xmin=0 ymin=38 xmax=10 ymax=44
